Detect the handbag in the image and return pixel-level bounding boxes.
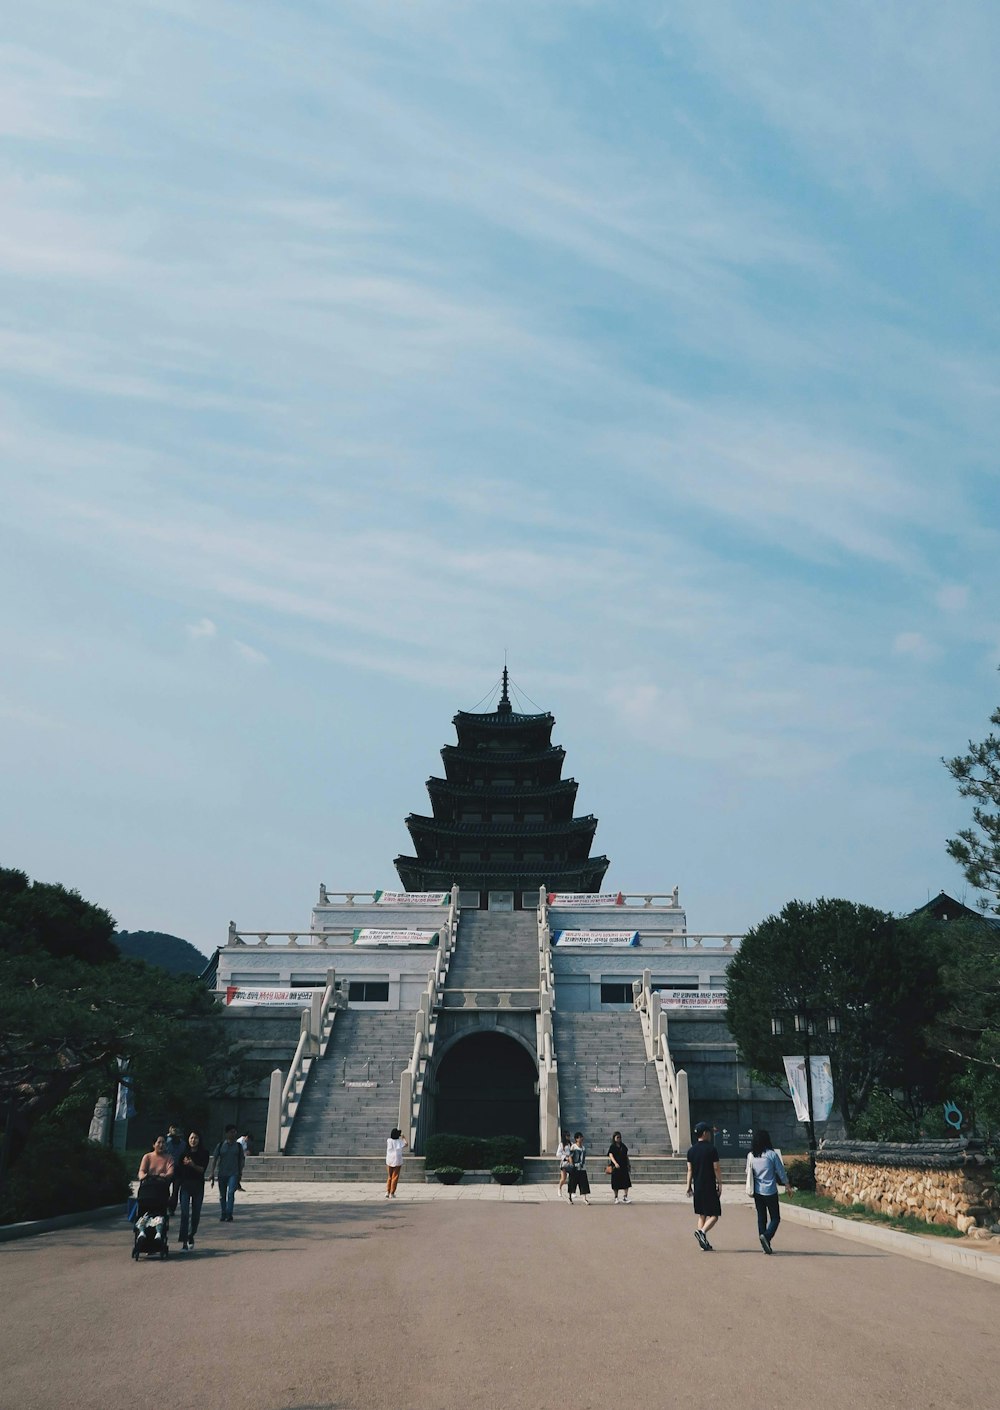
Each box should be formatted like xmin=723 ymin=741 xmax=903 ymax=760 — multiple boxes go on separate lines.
xmin=605 ymin=1163 xmax=614 ymax=1175
xmin=745 ymin=1153 xmax=755 ymax=1196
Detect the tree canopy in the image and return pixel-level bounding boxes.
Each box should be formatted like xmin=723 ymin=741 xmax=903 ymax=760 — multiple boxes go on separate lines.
xmin=725 ymin=897 xmax=952 ymax=1131
xmin=0 ymin=868 xmax=118 ymax=963
xmin=0 ymin=868 xmax=231 ymax=1178
xmin=945 ymin=688 xmax=1000 ymax=914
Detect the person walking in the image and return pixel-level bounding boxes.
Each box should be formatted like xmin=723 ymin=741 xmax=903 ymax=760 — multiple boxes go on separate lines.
xmin=567 ymin=1132 xmax=591 ymax=1204
xmin=164 ymin=1124 xmax=186 ymax=1215
xmin=685 ymin=1120 xmax=722 ymax=1249
xmin=385 ymin=1127 xmax=407 ymax=1198
xmin=556 ymin=1130 xmax=573 ymax=1197
xmin=210 ymin=1124 xmax=245 ymax=1222
xmin=177 ymin=1129 xmax=210 ymax=1252
xmin=607 ymin=1131 xmax=632 ymax=1204
xmin=746 ymin=1129 xmax=791 ymax=1254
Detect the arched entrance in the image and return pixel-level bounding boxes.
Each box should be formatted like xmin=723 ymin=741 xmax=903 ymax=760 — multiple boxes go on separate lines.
xmin=433 ymin=1032 xmax=539 ymax=1153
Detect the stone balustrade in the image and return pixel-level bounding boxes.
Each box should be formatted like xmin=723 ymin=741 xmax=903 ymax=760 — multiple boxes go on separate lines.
xmin=816 ymin=1140 xmax=997 ymax=1233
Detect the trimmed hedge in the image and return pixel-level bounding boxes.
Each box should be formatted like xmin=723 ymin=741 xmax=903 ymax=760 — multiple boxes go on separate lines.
xmin=425 ymin=1133 xmax=528 ymax=1170
xmin=0 ymin=1132 xmax=130 ymax=1225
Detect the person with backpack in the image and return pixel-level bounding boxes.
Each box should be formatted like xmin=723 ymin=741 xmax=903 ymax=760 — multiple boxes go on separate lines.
xmin=209 ymin=1124 xmax=245 ymax=1223
xmin=745 ymin=1129 xmax=792 ymax=1254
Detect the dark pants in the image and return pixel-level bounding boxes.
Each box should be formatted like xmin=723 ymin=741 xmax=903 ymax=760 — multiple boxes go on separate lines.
xmin=754 ymin=1192 xmax=781 ymax=1241
xmin=178 ymin=1184 xmax=204 ymax=1244
xmin=568 ymin=1168 xmax=590 ymax=1197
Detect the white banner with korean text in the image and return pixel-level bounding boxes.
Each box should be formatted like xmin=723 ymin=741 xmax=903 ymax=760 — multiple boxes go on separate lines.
xmin=547 ymin=892 xmax=624 ymax=906
xmin=373 ymin=890 xmax=449 ymax=905
xmin=224 ymin=986 xmax=317 ymax=1006
xmin=552 ymin=930 xmax=639 ymax=946
xmin=657 ymin=990 xmax=727 ymax=1010
xmin=352 ymin=928 xmax=439 ymax=946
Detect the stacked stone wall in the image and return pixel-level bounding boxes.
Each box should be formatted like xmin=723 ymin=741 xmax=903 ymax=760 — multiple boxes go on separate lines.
xmin=816 ymin=1140 xmax=996 ymax=1232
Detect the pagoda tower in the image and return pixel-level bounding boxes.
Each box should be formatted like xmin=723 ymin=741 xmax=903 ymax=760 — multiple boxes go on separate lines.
xmin=394 ymin=670 xmax=610 ymax=908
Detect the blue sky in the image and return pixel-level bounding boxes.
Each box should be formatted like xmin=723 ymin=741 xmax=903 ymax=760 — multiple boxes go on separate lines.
xmin=2 ymin=2 xmax=998 ymax=955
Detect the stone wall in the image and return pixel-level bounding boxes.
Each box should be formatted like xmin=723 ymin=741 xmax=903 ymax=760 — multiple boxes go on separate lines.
xmin=816 ymin=1140 xmax=996 ymax=1232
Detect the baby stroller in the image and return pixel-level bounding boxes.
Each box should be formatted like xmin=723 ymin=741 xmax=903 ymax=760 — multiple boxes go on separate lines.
xmin=131 ymin=1175 xmax=171 ymax=1260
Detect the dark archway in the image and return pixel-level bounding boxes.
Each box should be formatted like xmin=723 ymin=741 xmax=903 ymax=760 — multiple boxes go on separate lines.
xmin=433 ymin=1032 xmax=539 ymax=1153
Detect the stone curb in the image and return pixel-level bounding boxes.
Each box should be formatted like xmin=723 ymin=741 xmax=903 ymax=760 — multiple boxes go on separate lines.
xmin=779 ymin=1201 xmax=1000 ymax=1286
xmin=0 ymin=1204 xmax=123 ymax=1244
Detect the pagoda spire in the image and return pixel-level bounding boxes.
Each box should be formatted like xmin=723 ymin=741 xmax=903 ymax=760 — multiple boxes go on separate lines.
xmin=498 ymin=663 xmax=512 ymax=717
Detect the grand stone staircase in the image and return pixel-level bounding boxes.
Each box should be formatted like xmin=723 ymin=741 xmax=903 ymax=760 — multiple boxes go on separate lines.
xmin=283 ymin=1009 xmax=415 ymax=1156
xmin=553 ymin=1010 xmax=673 ymax=1156
xmin=444 ymin=909 xmax=539 ymax=992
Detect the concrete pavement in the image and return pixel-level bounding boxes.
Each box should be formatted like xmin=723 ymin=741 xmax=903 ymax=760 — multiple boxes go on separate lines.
xmin=2 ymin=1185 xmax=995 ymax=1410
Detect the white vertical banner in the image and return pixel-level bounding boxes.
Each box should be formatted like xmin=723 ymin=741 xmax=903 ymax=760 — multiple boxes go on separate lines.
xmin=782 ymin=1056 xmax=834 ymax=1123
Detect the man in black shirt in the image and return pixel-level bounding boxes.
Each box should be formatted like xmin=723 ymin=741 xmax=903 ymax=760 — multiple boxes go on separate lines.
xmin=685 ymin=1121 xmax=722 ymax=1250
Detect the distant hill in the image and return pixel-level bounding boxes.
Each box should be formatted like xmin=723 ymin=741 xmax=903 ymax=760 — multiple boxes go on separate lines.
xmin=115 ymin=930 xmax=207 ymax=975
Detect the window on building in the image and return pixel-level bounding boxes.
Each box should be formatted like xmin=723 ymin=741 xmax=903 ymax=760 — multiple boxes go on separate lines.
xmin=708 ymin=975 xmax=727 ymax=989
xmin=349 ymin=981 xmax=390 ymax=1003
xmin=492 ymin=813 xmax=514 ymax=823
xmin=460 ymin=813 xmax=482 ymax=822
xmin=289 ymin=976 xmax=325 ymax=988
xmin=652 ymin=979 xmax=699 ymax=992
xmin=601 ymin=982 xmax=635 ymax=1005
xmin=525 ymin=813 xmax=545 ymax=823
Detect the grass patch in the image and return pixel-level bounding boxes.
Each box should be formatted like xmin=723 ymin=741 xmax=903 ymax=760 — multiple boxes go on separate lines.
xmin=784 ymin=1189 xmax=964 ymax=1239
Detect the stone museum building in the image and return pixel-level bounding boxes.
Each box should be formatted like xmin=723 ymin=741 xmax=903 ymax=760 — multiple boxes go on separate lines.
xmin=208 ymin=673 xmax=797 ymax=1174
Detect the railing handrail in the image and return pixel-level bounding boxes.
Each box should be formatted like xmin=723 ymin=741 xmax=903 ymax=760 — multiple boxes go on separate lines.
xmin=280 ymin=1024 xmax=310 ymax=1111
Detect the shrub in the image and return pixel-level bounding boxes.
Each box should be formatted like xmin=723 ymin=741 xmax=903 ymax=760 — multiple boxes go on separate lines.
xmin=490 ymin=1164 xmax=522 ymax=1184
xmin=785 ymin=1157 xmax=815 ymax=1192
xmin=425 ymin=1133 xmax=528 ymax=1170
xmin=0 ymin=1131 xmax=130 ymax=1225
xmin=485 ymin=1135 xmax=528 ymax=1167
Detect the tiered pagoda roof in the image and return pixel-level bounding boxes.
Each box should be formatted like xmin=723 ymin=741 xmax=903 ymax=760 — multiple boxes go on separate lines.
xmin=394 ymin=670 xmax=610 ymax=904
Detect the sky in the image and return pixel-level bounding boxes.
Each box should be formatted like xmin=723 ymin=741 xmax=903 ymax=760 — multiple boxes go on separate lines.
xmin=2 ymin=2 xmax=998 ymax=957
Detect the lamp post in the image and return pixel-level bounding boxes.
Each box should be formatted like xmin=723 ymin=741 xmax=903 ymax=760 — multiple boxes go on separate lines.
xmin=772 ymin=1008 xmax=841 ymax=1184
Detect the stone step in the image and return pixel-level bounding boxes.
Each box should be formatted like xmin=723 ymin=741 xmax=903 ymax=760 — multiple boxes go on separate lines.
xmin=245 ymin=1156 xmax=426 ymax=1182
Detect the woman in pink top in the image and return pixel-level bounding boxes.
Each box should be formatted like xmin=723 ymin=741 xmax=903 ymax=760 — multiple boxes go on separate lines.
xmin=138 ymin=1135 xmax=175 ymax=1181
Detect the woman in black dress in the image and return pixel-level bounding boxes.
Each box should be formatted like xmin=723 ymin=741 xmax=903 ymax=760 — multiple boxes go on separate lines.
xmin=607 ymin=1131 xmax=632 ymax=1204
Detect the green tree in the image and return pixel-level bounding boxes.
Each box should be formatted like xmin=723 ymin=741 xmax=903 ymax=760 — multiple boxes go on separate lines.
xmin=945 ymin=690 xmax=1000 ymax=914
xmin=920 ymin=912 xmax=1000 ymax=1134
xmin=0 ymin=868 xmax=118 ymax=963
xmin=0 ymin=869 xmax=232 ymax=1182
xmin=726 ymin=898 xmax=952 ymax=1132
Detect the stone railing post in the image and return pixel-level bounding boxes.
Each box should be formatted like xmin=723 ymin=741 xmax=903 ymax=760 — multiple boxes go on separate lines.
xmin=676 ymin=1068 xmax=691 ymax=1151
xmin=264 ymin=1068 xmax=283 ymax=1155
xmin=310 ymin=991 xmax=323 ymax=1050
xmin=398 ymin=1065 xmax=413 ymax=1138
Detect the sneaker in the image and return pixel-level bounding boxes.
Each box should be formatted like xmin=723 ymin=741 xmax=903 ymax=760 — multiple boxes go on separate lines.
xmin=759 ymin=1233 xmax=772 ymax=1255
xmin=385 ymin=1192 xmax=391 ymax=1199
xmin=694 ymin=1229 xmax=707 ymax=1249
xmin=583 ymin=1197 xmax=591 ymax=1204
xmin=188 ymin=1237 xmax=195 ymax=1249
xmin=613 ymin=1198 xmax=619 ymax=1204
xmin=622 ymin=1196 xmax=631 ymax=1204
xmin=181 ymin=1242 xmax=189 ymax=1252
xmin=704 ymin=1239 xmax=714 ymax=1250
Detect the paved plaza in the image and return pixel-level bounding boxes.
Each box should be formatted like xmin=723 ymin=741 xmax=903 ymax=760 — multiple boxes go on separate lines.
xmin=2 ymin=1184 xmax=995 ymax=1410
